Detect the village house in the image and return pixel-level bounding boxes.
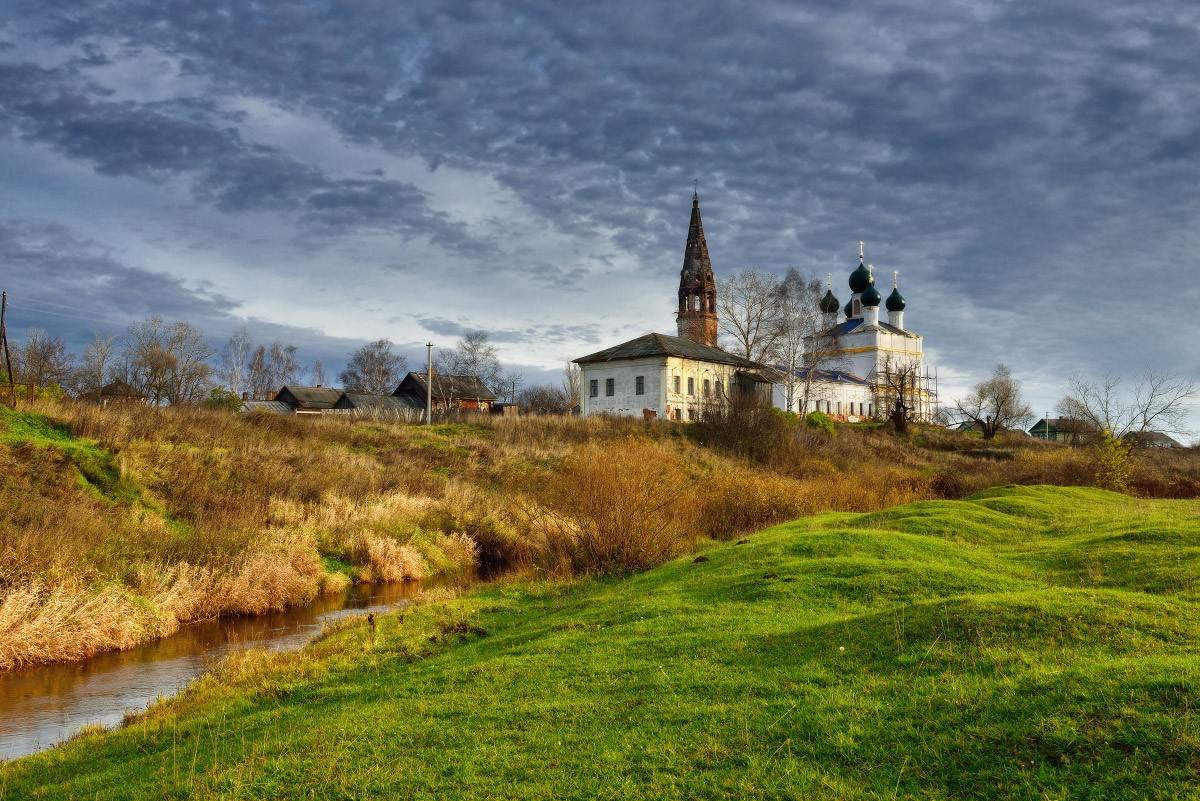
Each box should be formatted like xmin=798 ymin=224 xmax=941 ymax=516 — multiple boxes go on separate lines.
xmin=392 ymin=372 xmax=498 ymax=413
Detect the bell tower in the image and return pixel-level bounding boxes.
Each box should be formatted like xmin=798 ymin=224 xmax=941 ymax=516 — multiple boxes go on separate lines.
xmin=676 ymin=191 xmax=718 ymax=347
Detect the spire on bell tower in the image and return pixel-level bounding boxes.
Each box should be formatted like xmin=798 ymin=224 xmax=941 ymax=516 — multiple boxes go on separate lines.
xmin=677 ymin=190 xmax=718 ymax=347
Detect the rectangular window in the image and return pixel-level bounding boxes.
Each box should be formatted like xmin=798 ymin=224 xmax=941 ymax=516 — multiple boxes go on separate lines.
xmin=635 ymin=376 xmax=645 ymax=395
xmin=673 ymin=375 xmax=681 ymax=394
xmin=589 ymin=379 xmax=598 ymax=398
xmin=605 ymin=378 xmax=615 ymax=397
xmin=687 ymin=377 xmax=695 ymax=395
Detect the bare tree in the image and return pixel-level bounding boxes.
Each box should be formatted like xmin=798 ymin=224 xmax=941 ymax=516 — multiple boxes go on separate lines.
xmin=953 ymin=363 xmax=1033 ymax=440
xmin=339 ymin=339 xmax=406 ymax=394
xmin=562 ymin=361 xmax=581 ymax=411
xmin=517 ymin=383 xmax=570 ymax=414
xmin=73 ymin=330 xmax=115 ymax=401
xmin=717 ymin=268 xmax=781 ymax=362
xmin=771 ymin=269 xmax=844 ymax=414
xmin=451 ymin=330 xmax=502 ymax=393
xmin=1057 ymin=368 xmax=1197 ymax=440
xmin=310 ymin=359 xmax=327 ymax=387
xmin=120 ymin=316 xmax=214 ymax=405
xmin=15 ymin=327 xmax=74 ymax=389
xmin=874 ymin=353 xmax=924 ymax=434
xmin=499 ymin=369 xmax=524 ymax=404
xmin=218 ymin=327 xmax=253 ymax=397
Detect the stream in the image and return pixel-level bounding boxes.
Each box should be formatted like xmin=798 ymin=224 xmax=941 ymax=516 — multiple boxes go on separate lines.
xmin=0 ymin=579 xmax=438 ymax=761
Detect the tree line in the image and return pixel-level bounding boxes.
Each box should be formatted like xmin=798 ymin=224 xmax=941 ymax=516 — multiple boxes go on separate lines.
xmin=3 ymin=316 xmax=581 ymax=413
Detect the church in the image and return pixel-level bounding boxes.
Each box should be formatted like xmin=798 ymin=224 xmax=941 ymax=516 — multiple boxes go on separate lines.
xmin=573 ymin=195 xmax=936 ymax=422
xmin=573 ymin=193 xmax=774 ymax=420
xmin=773 ymin=243 xmax=937 ymax=422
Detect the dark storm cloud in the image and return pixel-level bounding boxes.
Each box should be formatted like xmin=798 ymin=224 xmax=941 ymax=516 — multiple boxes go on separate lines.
xmin=0 ymin=219 xmax=237 ymax=330
xmin=0 ymin=61 xmax=481 ymax=253
xmin=412 ymin=315 xmax=600 ymax=346
xmin=5 ymin=0 xmax=1200 ymax=406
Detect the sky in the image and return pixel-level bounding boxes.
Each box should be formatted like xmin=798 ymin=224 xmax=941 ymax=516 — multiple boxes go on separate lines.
xmin=2 ymin=1 xmax=1199 ymax=437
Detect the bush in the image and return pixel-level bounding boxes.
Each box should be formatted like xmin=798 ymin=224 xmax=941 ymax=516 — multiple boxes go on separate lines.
xmin=804 ymin=410 xmax=836 ymax=437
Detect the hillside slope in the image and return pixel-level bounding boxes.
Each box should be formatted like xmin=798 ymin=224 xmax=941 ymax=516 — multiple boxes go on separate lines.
xmin=6 ymin=486 xmax=1199 ymax=799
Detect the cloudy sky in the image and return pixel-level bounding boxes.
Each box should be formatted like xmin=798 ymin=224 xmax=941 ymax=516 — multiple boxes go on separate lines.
xmin=2 ymin=1 xmax=1199 ymax=434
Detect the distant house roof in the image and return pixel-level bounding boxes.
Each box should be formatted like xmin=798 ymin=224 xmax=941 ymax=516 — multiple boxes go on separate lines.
xmin=275 ymin=385 xmax=342 ymax=410
xmin=574 ymin=332 xmax=771 ymax=379
xmin=334 ymin=392 xmax=421 ymax=412
xmin=99 ymin=379 xmax=147 ymax=399
xmin=1124 ymin=431 xmax=1184 ymax=448
xmin=240 ymin=399 xmax=293 ymax=414
xmin=394 ymin=372 xmax=498 ymax=402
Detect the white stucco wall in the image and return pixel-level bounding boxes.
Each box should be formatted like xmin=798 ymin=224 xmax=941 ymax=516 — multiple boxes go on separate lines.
xmin=578 ymin=355 xmax=748 ymax=421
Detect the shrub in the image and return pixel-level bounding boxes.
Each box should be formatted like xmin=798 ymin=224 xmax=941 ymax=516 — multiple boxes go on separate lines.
xmin=804 ymin=410 xmax=836 ymax=437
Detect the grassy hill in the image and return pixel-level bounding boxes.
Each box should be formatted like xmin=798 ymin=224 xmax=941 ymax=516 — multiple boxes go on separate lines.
xmin=2 ymin=399 xmax=1198 ymax=669
xmin=5 ymin=486 xmax=1198 ymax=799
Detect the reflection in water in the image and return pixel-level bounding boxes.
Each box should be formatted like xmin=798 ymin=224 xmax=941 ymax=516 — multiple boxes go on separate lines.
xmin=0 ymin=579 xmax=433 ymax=761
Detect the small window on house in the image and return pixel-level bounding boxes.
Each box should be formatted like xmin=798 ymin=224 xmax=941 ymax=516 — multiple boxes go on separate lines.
xmin=635 ymin=376 xmax=645 ymax=395
xmin=605 ymin=378 xmax=615 ymax=396
xmin=687 ymin=377 xmax=695 ymax=395
xmin=672 ymin=375 xmax=681 ymax=394
xmin=589 ymin=379 xmax=598 ymax=398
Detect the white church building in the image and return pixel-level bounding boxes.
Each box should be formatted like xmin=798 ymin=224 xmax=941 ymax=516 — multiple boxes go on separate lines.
xmin=773 ymin=243 xmax=937 ymax=422
xmin=575 ymin=197 xmax=935 ymax=423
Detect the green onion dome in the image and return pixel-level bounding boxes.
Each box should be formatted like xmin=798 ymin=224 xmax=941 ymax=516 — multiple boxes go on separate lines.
xmin=886 ymin=286 xmax=906 ymax=312
xmin=848 ymin=257 xmax=873 ymax=293
xmin=861 ymin=282 xmax=882 ymax=307
xmin=820 ymin=289 xmax=840 ymax=313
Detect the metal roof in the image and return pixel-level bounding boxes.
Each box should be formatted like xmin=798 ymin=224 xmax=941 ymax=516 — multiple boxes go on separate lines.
xmin=395 ymin=372 xmax=498 ymax=401
xmin=573 ymin=332 xmax=767 ymax=370
xmin=335 ymin=392 xmax=421 ymax=411
xmin=276 ymin=385 xmax=342 ymax=409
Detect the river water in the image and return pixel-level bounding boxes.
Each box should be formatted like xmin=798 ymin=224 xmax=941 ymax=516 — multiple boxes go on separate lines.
xmin=0 ymin=579 xmax=434 ymax=761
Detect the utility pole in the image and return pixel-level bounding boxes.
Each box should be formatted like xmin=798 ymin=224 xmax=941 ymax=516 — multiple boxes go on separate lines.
xmin=425 ymin=342 xmax=433 ymax=425
xmin=0 ymin=292 xmax=14 ymax=408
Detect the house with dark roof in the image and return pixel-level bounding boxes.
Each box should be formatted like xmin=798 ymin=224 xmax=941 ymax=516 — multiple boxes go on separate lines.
xmin=334 ymin=391 xmax=422 ymax=414
xmin=1028 ymin=417 xmax=1094 ymax=443
xmin=572 ymin=194 xmax=773 ymax=422
xmin=393 ymin=372 xmax=498 ymax=413
xmin=1124 ymin=431 xmax=1184 ymax=448
xmin=274 ymin=385 xmax=342 ymax=414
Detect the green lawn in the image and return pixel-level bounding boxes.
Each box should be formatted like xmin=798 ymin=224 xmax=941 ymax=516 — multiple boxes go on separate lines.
xmin=6 ymin=485 xmax=1199 ymax=800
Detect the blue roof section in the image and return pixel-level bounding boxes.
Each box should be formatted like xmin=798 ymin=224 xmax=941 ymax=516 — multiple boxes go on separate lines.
xmin=772 ymin=366 xmax=869 ymax=385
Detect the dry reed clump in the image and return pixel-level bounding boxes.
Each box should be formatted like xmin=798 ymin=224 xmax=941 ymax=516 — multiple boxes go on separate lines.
xmin=0 ymin=582 xmax=155 ymax=670
xmin=694 ymin=467 xmax=814 ymax=539
xmin=357 ymin=533 xmax=428 ymax=582
xmin=531 ymin=438 xmax=701 ymax=574
xmin=217 ymin=535 xmax=324 ymax=616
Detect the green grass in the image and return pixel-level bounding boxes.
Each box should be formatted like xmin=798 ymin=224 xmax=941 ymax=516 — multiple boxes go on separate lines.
xmin=5 ymin=486 xmax=1200 ymax=799
xmin=0 ymin=407 xmax=141 ymax=504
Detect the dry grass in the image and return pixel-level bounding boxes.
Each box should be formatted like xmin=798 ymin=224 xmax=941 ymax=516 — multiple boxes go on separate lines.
xmin=2 ymin=399 xmax=1197 ymax=668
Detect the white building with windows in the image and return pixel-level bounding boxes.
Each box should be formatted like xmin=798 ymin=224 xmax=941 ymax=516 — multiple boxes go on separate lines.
xmin=773 ymin=244 xmax=937 ymax=422
xmin=576 ymin=333 xmax=771 ymax=421
xmin=574 ymin=194 xmax=773 ymax=420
